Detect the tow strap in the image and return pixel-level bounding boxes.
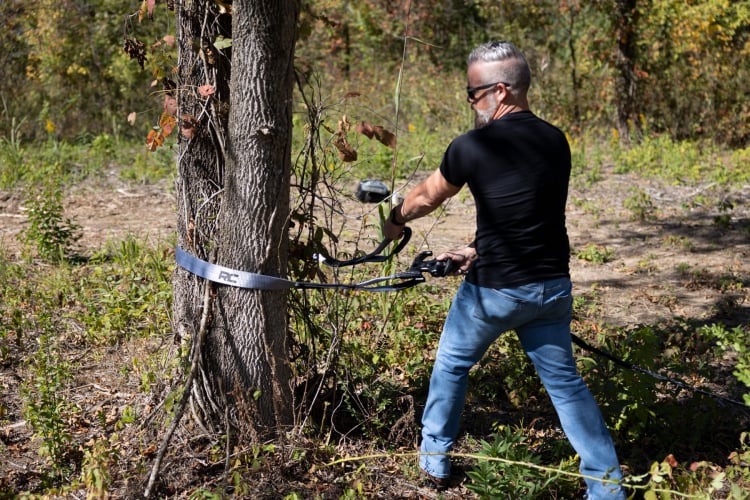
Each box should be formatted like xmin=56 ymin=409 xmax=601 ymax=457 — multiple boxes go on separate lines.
xmin=175 ymin=227 xmax=453 ymax=292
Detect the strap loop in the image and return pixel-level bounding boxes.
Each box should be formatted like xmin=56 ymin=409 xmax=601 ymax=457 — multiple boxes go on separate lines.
xmin=318 ymin=227 xmax=411 ymax=268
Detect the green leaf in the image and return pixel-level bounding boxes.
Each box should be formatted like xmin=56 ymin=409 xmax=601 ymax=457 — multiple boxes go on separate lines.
xmin=214 ymin=35 xmax=232 ymax=50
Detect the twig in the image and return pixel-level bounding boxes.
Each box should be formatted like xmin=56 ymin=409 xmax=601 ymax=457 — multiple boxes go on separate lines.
xmin=1 ymin=420 xmax=28 ymax=433
xmin=144 ymin=279 xmax=213 ymax=498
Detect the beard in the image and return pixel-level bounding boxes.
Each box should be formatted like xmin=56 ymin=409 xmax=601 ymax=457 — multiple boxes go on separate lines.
xmin=474 ymin=94 xmax=497 ymax=129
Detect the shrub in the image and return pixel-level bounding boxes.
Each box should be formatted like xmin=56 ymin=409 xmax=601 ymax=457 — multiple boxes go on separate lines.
xmin=21 ymin=182 xmax=81 ymax=262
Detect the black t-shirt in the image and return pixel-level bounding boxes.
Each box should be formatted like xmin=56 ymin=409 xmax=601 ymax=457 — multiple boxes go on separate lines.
xmin=439 ymin=111 xmax=571 ymax=288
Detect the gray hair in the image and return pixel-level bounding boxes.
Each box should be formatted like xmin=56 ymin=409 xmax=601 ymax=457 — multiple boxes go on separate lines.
xmin=468 ymin=41 xmax=531 ymax=92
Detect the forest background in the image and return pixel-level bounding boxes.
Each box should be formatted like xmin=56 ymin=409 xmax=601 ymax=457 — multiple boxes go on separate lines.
xmin=1 ymin=0 xmax=750 ymax=498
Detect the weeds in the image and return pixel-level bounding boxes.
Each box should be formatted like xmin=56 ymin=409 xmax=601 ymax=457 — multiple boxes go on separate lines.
xmin=21 ymin=181 xmax=81 ymax=262
xmin=76 ymin=236 xmax=173 ymax=344
xmin=1 ymin=63 xmax=749 ymax=500
xmin=700 ymin=323 xmax=750 ymax=405
xmin=0 ymin=114 xmax=26 ymax=186
xmin=623 ymin=186 xmax=656 ymax=221
xmin=663 ymin=234 xmax=693 ymax=252
xmin=575 ymin=243 xmax=615 ymax=263
xmin=714 ymin=198 xmax=735 ymax=230
xmin=466 ymin=424 xmax=578 ymax=499
xmin=1 ymin=233 xmax=175 ymax=494
xmin=80 ymin=437 xmax=118 ymax=498
xmin=20 ymin=322 xmax=77 ymax=483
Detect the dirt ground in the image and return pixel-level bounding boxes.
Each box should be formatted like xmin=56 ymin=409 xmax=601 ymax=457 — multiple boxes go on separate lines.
xmin=1 ymin=165 xmax=749 ymax=497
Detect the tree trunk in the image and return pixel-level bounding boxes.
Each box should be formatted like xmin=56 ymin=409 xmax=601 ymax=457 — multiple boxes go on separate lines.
xmin=613 ymin=0 xmax=640 ymax=145
xmin=173 ymin=0 xmax=299 ymax=437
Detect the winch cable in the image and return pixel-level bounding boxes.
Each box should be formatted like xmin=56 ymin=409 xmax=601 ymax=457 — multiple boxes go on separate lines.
xmin=570 ymin=332 xmax=749 ymax=411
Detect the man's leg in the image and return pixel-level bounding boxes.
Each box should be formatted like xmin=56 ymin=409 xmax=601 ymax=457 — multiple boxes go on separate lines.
xmin=516 ymin=279 xmax=625 ymax=499
xmin=420 ymin=281 xmax=535 ymax=479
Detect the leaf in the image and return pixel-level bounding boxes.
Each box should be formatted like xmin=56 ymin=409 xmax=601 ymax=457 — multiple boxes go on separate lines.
xmin=214 ymin=35 xmax=232 ymax=50
xmin=356 ymin=121 xmax=374 ymax=139
xmin=333 ymin=115 xmax=356 ymax=161
xmin=180 ymin=114 xmax=199 ymax=140
xmin=159 ymin=113 xmax=176 ymax=137
xmin=355 ymin=121 xmax=397 ymax=148
xmin=372 ymin=125 xmax=397 ymax=148
xmin=337 ymin=115 xmax=351 ymax=134
xmin=333 ymin=136 xmax=357 ymax=162
xmin=163 ymin=95 xmax=178 ymax=116
xmin=147 ymin=0 xmax=156 ymax=18
xmin=146 ymin=129 xmax=163 ymax=151
xmin=710 ymin=472 xmax=726 ymax=491
xmin=123 ymin=37 xmax=147 ymax=69
xmin=214 ymin=0 xmax=232 ymax=14
xmin=198 ymin=85 xmax=215 ymax=97
xmin=127 ymin=112 xmax=137 ymax=125
xmin=162 ymin=35 xmax=176 ymax=47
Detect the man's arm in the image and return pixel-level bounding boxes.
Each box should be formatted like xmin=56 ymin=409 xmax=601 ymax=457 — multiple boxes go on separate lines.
xmin=383 ymin=168 xmax=461 ymax=240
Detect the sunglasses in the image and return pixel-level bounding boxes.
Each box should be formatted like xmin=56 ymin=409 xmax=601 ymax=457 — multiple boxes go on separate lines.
xmin=466 ymin=81 xmax=510 ymax=101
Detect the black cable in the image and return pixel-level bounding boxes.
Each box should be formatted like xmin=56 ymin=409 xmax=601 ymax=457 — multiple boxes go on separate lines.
xmin=571 ymin=333 xmax=749 ymax=411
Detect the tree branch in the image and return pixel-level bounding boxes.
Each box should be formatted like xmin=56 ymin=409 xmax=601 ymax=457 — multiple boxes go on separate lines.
xmin=144 ymin=279 xmax=213 ymax=498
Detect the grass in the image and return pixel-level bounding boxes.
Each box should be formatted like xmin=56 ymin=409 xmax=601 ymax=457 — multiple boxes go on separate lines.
xmin=0 ymin=132 xmax=175 ymax=191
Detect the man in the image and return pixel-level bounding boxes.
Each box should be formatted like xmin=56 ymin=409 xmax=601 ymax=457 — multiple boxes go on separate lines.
xmin=383 ymin=41 xmax=626 ymax=499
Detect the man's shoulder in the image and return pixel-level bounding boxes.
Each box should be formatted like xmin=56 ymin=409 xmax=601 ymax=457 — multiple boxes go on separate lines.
xmin=445 ymin=129 xmax=481 ymax=154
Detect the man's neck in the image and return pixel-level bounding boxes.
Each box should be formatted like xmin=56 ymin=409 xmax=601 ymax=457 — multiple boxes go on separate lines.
xmin=493 ymin=102 xmax=529 ymax=120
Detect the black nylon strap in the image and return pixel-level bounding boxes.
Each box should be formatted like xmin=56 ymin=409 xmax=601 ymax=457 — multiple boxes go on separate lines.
xmin=319 ymin=227 xmax=412 ymax=267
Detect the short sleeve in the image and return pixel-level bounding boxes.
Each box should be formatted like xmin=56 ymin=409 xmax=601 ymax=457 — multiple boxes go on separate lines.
xmin=439 ymin=138 xmax=469 ymax=187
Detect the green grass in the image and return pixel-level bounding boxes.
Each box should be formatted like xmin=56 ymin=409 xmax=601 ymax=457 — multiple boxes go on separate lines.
xmin=610 ymin=134 xmax=750 ymax=185
xmin=0 ymin=134 xmax=175 ymax=190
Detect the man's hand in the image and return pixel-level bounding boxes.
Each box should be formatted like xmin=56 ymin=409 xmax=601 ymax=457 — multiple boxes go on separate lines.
xmin=384 ymin=220 xmax=406 ymax=240
xmin=383 ymin=204 xmax=407 ymax=240
xmin=436 ymin=245 xmax=478 ymax=275
xmin=381 ymin=169 xmax=462 ymax=241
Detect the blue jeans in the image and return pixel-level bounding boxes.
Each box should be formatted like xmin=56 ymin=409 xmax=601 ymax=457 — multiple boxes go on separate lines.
xmin=419 ymin=278 xmax=625 ymax=500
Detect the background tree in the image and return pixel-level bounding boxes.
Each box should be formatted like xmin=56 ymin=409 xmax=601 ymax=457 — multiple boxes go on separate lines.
xmin=0 ymin=1 xmax=31 ymax=134
xmin=612 ymin=0 xmax=640 ymax=144
xmin=172 ymin=0 xmax=299 ymax=437
xmin=636 ymin=0 xmax=750 ymax=144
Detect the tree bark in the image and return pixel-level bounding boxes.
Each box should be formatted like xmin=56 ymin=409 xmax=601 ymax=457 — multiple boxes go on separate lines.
xmin=173 ymin=0 xmax=299 ymax=437
xmin=613 ymin=0 xmax=640 ymax=145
